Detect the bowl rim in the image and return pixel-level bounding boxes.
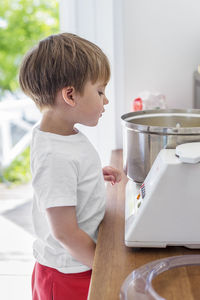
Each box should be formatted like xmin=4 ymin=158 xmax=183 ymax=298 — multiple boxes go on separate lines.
xmin=121 ymin=109 xmax=200 ymax=135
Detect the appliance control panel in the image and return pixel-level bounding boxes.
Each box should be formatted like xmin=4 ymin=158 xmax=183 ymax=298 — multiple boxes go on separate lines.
xmin=140 ymin=184 xmax=146 ymax=199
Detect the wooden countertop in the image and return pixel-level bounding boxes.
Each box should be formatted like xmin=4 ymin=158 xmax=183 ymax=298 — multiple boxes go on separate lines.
xmin=88 ymin=150 xmax=200 ymax=300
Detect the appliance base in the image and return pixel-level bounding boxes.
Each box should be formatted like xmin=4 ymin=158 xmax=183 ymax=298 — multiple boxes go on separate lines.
xmin=125 ymin=240 xmax=200 ymax=249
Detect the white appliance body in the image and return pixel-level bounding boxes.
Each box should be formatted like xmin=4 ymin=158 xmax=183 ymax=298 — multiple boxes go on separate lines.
xmin=125 ymin=144 xmax=200 ymax=248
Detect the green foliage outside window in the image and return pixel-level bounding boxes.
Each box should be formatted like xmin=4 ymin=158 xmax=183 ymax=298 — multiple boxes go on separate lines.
xmin=0 ymin=0 xmax=59 ymax=184
xmin=1 ymin=147 xmax=31 ymax=184
xmin=0 ymin=0 xmax=59 ymax=96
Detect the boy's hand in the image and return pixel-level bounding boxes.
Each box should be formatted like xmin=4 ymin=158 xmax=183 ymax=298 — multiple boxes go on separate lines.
xmin=102 ymin=166 xmax=122 ymax=185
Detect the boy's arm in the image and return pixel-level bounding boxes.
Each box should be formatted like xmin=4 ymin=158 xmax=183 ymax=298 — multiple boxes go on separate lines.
xmin=46 ymin=206 xmax=95 ymax=268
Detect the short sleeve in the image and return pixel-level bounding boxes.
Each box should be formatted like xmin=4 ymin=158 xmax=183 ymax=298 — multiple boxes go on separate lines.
xmin=32 ymin=153 xmax=78 ymax=212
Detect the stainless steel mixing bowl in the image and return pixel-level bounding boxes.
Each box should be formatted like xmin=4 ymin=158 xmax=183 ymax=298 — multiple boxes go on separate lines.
xmin=121 ymin=109 xmax=200 ymax=183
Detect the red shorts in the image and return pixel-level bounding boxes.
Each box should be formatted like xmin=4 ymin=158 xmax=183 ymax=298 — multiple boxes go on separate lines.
xmin=32 ymin=262 xmax=92 ymax=300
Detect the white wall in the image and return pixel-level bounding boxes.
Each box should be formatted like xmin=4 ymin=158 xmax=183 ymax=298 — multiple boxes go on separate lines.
xmin=123 ymin=0 xmax=200 ymax=111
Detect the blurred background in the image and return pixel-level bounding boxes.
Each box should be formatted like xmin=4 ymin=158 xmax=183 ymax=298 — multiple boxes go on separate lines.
xmin=0 ymin=1 xmax=59 ymax=299
xmin=0 ymin=0 xmax=59 ymax=185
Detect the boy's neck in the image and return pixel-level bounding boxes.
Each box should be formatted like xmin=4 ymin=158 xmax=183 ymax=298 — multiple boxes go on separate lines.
xmin=40 ymin=110 xmax=77 ymax=136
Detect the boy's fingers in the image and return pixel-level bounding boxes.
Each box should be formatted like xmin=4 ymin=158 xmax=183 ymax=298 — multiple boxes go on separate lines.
xmin=104 ymin=175 xmax=115 ymax=182
xmin=103 ymin=166 xmax=122 ymax=183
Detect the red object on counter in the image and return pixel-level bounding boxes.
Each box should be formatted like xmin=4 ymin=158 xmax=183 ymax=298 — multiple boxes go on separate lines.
xmin=132 ymin=97 xmax=143 ymax=111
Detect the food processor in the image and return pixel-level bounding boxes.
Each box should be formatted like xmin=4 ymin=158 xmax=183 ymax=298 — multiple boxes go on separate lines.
xmin=121 ymin=109 xmax=200 ymax=248
xmin=120 ymin=109 xmax=200 ymax=299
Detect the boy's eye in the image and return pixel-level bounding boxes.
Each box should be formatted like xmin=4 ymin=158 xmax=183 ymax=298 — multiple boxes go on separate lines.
xmin=98 ymin=91 xmax=104 ymax=96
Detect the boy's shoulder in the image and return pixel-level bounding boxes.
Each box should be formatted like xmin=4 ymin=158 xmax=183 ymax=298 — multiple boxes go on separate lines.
xmin=31 ymin=125 xmax=97 ymax=162
xmin=32 ymin=125 xmax=87 ymax=148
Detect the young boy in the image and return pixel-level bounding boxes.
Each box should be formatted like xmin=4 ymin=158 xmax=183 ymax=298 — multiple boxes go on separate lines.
xmin=19 ymin=33 xmax=122 ymax=300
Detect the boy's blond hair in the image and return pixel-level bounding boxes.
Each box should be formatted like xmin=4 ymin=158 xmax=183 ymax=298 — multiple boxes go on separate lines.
xmin=19 ymin=33 xmax=110 ymax=109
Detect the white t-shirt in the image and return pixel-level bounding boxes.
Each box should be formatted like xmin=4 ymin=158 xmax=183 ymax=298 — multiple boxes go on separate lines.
xmin=31 ymin=125 xmax=106 ymax=273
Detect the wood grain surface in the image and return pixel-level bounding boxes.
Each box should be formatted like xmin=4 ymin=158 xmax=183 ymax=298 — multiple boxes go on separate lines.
xmin=88 ymin=150 xmax=200 ymax=300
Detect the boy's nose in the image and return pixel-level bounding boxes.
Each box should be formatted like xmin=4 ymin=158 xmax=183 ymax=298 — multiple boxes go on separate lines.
xmin=104 ymin=96 xmax=109 ymax=105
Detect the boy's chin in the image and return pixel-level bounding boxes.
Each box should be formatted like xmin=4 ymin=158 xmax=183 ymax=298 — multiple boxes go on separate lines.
xmin=80 ymin=119 xmax=99 ymax=127
xmin=88 ymin=122 xmax=98 ymax=127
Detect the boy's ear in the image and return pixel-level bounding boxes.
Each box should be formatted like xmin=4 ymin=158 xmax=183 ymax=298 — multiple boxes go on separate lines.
xmin=61 ymin=87 xmax=76 ymax=107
